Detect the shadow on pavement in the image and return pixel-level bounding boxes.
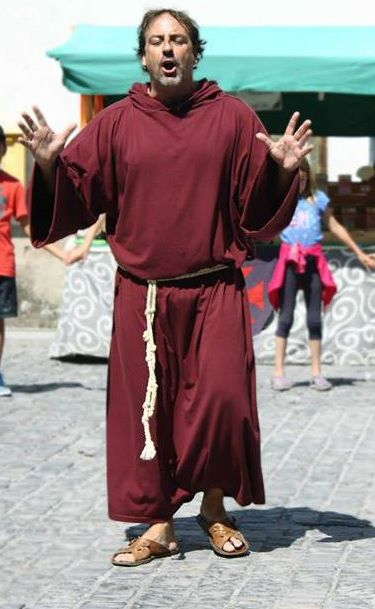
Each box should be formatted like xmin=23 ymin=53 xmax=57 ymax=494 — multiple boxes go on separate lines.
xmin=292 ymin=377 xmax=362 ymax=389
xmin=9 ymin=381 xmax=86 ymax=393
xmin=328 ymin=377 xmax=371 ymax=387
xmin=124 ymin=506 xmax=375 ymax=556
xmin=52 ymin=355 xmax=109 ymax=365
xmin=239 ymin=506 xmax=375 ymax=551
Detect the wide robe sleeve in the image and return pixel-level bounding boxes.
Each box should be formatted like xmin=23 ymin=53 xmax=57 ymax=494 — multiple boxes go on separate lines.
xmin=231 ymin=107 xmax=299 ymax=245
xmin=27 ymin=109 xmax=119 ymax=247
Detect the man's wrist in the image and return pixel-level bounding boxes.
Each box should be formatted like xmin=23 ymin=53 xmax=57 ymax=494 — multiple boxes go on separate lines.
xmin=37 ymin=157 xmax=58 ymax=172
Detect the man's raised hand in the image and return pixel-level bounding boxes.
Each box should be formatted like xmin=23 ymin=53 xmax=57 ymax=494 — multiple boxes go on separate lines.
xmin=256 ymin=111 xmax=313 ymax=172
xmin=18 ymin=106 xmax=76 ymax=168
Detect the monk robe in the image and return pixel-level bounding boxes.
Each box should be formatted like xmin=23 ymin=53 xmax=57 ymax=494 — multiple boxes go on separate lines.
xmin=28 ymin=79 xmax=299 ymax=523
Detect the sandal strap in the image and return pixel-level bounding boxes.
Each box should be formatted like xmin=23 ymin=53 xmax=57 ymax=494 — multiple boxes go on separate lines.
xmin=208 ymin=522 xmax=245 ymax=549
xmin=196 ymin=513 xmax=248 ymax=553
xmin=112 ymin=537 xmax=171 ymax=563
xmin=196 ymin=513 xmax=236 ymax=531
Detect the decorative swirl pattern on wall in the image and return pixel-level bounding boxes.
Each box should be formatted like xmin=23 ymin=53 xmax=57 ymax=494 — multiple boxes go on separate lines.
xmin=253 ymin=247 xmax=375 ymax=366
xmin=50 ymin=246 xmax=375 ymax=365
xmin=49 ymin=248 xmax=116 ymax=359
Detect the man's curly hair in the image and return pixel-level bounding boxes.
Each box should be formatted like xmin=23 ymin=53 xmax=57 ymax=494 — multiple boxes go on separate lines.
xmin=136 ymin=8 xmax=206 ymax=65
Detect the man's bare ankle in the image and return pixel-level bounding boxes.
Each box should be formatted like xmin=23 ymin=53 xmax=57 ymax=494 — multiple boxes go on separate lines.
xmin=145 ymin=520 xmax=175 ymax=543
xmin=201 ymin=490 xmax=227 ymax=521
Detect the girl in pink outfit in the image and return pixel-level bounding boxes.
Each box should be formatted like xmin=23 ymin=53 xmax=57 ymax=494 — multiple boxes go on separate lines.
xmin=268 ymin=158 xmax=375 ymax=392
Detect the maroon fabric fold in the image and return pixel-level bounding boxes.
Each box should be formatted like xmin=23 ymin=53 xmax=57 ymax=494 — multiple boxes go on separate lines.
xmin=107 ymin=268 xmax=265 ymax=522
xmin=27 ymin=80 xmax=298 ymax=278
xmin=27 ymin=79 xmax=300 ymax=522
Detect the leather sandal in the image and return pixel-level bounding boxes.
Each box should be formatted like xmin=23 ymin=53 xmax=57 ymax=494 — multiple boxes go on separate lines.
xmin=111 ymin=537 xmax=179 ymax=567
xmin=196 ymin=513 xmax=249 ymax=557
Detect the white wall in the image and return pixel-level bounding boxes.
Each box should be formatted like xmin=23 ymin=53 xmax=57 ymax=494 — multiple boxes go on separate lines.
xmin=2 ymin=0 xmax=375 ymax=173
xmin=328 ymin=138 xmax=371 ymax=182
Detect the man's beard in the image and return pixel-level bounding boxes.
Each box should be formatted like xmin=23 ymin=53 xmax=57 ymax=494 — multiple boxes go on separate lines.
xmin=157 ymin=68 xmax=183 ymax=87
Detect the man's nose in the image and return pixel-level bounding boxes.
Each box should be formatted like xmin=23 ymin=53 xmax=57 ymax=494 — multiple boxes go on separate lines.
xmin=162 ymin=39 xmax=173 ymax=54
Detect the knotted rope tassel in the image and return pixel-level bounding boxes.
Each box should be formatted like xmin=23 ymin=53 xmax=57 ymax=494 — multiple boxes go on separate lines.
xmin=140 ymin=280 xmax=158 ymax=460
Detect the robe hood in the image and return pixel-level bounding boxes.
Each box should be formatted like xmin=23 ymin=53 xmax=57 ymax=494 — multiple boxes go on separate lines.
xmin=128 ymin=79 xmax=223 ymax=115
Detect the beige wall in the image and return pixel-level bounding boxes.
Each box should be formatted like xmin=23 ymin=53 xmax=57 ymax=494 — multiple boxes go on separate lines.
xmin=8 ymin=237 xmax=66 ymax=328
xmin=2 ymin=135 xmax=27 ymax=184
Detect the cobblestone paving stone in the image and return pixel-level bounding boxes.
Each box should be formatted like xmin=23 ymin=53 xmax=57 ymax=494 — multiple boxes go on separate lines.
xmin=1 ymin=329 xmax=375 ymax=609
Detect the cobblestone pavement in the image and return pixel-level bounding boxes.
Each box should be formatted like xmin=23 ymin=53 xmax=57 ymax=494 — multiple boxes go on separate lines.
xmin=1 ymin=329 xmax=375 ymax=609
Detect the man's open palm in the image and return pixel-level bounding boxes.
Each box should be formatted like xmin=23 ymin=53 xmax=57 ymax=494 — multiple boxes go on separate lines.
xmin=18 ymin=106 xmax=76 ymax=167
xmin=256 ymin=111 xmax=313 ymax=172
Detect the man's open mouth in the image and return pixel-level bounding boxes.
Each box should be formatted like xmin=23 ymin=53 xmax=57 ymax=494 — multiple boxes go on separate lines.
xmin=161 ymin=60 xmax=178 ymax=76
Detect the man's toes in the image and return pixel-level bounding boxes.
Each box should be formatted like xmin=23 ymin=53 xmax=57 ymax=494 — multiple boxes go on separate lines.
xmin=114 ymin=552 xmax=135 ymax=564
xmin=222 ymin=536 xmax=244 ymax=552
xmin=168 ymin=541 xmax=178 ymax=552
xmin=230 ymin=536 xmax=244 ymax=549
xmin=222 ymin=540 xmax=235 ymax=552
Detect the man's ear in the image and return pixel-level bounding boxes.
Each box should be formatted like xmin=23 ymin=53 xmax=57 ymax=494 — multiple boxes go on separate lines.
xmin=141 ymin=56 xmax=148 ymax=72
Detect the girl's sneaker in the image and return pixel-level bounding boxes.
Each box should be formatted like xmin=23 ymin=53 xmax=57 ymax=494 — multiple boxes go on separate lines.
xmin=0 ymin=372 xmax=12 ymax=397
xmin=271 ymin=375 xmax=292 ymax=391
xmin=311 ymin=375 xmax=332 ymax=391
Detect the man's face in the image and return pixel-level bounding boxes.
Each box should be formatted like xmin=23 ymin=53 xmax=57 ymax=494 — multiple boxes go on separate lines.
xmin=141 ymin=13 xmax=196 ymax=89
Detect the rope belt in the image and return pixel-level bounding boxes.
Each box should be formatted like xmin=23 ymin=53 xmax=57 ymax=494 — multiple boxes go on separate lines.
xmin=140 ymin=280 xmax=158 ymax=460
xmin=119 ymin=264 xmax=230 ymax=461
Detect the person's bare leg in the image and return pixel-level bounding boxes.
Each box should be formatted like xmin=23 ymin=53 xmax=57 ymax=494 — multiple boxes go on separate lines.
xmin=309 ymin=339 xmax=321 ymax=377
xmin=273 ymin=336 xmax=287 ymax=376
xmin=200 ymin=488 xmax=244 ymax=552
xmin=113 ymin=520 xmax=178 ymax=564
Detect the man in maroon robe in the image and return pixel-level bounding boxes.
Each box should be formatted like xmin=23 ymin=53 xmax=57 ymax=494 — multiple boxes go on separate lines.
xmin=19 ymin=9 xmax=313 ymax=565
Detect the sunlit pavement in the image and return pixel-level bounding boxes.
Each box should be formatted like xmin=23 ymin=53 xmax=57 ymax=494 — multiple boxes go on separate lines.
xmin=1 ymin=329 xmax=375 ymax=609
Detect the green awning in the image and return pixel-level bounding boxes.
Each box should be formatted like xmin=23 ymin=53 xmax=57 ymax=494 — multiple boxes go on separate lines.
xmin=47 ymin=25 xmax=375 ymax=136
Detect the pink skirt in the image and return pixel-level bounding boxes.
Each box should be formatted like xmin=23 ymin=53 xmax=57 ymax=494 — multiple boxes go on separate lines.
xmin=268 ymin=242 xmax=337 ymax=311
